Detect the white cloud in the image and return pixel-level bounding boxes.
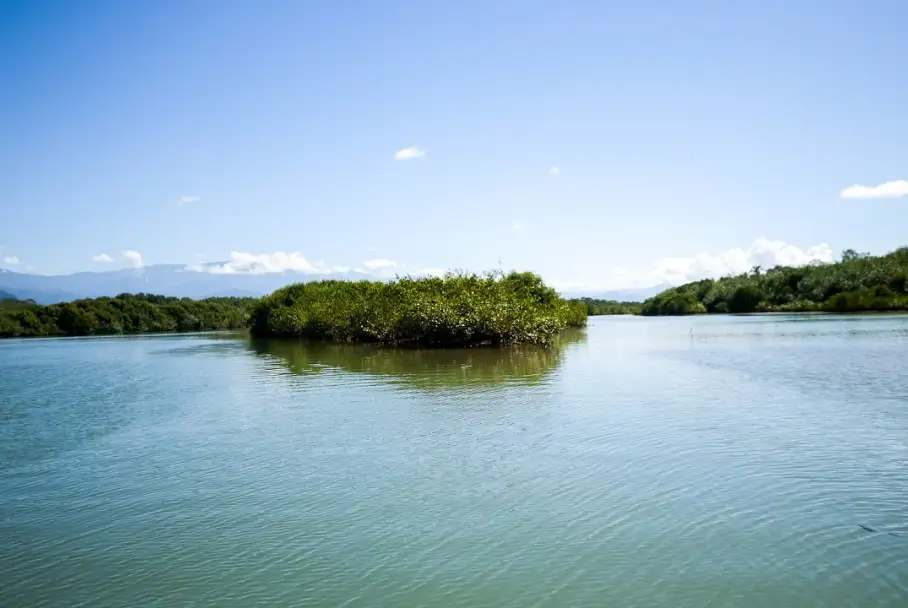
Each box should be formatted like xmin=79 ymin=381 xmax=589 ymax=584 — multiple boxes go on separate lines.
xmin=202 ymin=251 xmax=322 ymax=275
xmin=178 ymin=195 xmax=202 ymax=206
xmin=512 ymin=222 xmax=524 ymax=231
xmin=550 ymin=238 xmax=837 ymax=294
xmin=550 ymin=266 xmax=646 ymax=294
xmin=649 ymin=238 xmax=834 ymax=286
xmin=185 ymin=251 xmax=351 ymax=275
xmin=3 ymin=255 xmax=19 ymax=265
xmin=363 ymin=258 xmax=397 ymax=270
xmin=92 ymin=253 xmax=113 ymax=263
xmin=840 ymin=180 xmax=908 ymax=199
xmin=121 ymin=250 xmax=144 ymax=268
xmin=394 ymin=146 xmax=426 ymax=160
xmin=549 ymin=166 xmax=560 ymax=176
xmin=185 ymin=251 xmax=385 ymax=276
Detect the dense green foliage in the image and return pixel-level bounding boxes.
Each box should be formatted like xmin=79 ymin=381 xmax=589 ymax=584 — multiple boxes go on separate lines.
xmin=0 ymin=293 xmax=254 ymax=337
xmin=639 ymin=291 xmax=706 ymax=316
xmin=250 ymin=271 xmax=587 ymax=346
xmin=574 ymin=298 xmax=642 ymax=315
xmin=641 ymin=247 xmax=908 ymax=316
xmin=0 ymin=296 xmax=38 ymax=310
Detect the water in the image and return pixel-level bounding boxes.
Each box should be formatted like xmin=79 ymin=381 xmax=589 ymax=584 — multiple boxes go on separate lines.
xmin=2 ymin=315 xmax=907 ymax=607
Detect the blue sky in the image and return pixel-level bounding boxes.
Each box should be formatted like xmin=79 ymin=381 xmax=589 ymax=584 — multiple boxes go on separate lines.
xmin=1 ymin=0 xmax=906 ymax=290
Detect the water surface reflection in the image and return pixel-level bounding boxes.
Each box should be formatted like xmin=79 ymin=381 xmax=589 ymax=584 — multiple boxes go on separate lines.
xmin=246 ymin=329 xmax=586 ymax=390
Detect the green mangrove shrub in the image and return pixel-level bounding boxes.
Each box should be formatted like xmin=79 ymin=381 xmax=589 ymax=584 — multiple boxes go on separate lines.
xmin=249 ymin=271 xmax=587 ymax=346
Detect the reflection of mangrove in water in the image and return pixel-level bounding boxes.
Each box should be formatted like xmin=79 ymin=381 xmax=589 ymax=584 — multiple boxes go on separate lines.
xmin=246 ymin=329 xmax=586 ymax=390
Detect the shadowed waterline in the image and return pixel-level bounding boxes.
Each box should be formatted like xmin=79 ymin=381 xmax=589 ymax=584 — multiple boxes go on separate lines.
xmin=242 ymin=328 xmax=587 ymax=391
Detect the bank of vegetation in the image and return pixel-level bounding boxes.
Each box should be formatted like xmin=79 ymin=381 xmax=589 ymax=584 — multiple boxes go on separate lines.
xmin=640 ymin=247 xmax=908 ymax=316
xmin=0 ymin=293 xmax=254 ymax=337
xmin=249 ymin=271 xmax=587 ymax=346
xmin=574 ymin=298 xmax=642 ymax=316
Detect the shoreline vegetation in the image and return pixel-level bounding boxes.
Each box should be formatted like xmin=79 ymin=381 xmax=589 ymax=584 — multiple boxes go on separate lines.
xmin=640 ymin=247 xmax=908 ymax=316
xmin=0 ymin=294 xmax=253 ymax=338
xmin=4 ymin=247 xmax=908 ymax=337
xmin=573 ymin=298 xmax=642 ymax=316
xmin=249 ymin=271 xmax=587 ymax=346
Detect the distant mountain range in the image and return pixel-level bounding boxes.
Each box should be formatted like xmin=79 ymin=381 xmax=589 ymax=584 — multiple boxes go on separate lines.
xmin=0 ymin=266 xmax=666 ymax=304
xmin=0 ymin=265 xmax=319 ymax=303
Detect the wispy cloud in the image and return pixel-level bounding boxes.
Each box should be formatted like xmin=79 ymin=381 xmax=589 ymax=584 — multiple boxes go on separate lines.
xmin=193 ymin=251 xmax=352 ymax=275
xmin=549 ymin=166 xmax=560 ymax=176
xmin=840 ymin=180 xmax=908 ymax=199
xmin=2 ymin=255 xmax=19 ymax=266
xmin=551 ymin=238 xmax=836 ymax=294
xmin=363 ymin=258 xmax=397 ymax=270
xmin=178 ymin=195 xmax=202 ymax=206
xmin=92 ymin=253 xmax=113 ymax=263
xmin=648 ymin=238 xmax=834 ymax=286
xmin=121 ymin=250 xmax=143 ymax=268
xmin=512 ymin=222 xmax=524 ymax=231
xmin=204 ymin=252 xmax=319 ymax=274
xmin=394 ymin=146 xmax=426 ymax=161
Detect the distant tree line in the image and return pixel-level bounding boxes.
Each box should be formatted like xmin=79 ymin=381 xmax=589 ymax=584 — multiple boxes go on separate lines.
xmin=640 ymin=247 xmax=908 ymax=316
xmin=0 ymin=293 xmax=254 ymax=338
xmin=572 ymin=298 xmax=642 ymax=316
xmin=14 ymin=246 xmax=900 ymax=336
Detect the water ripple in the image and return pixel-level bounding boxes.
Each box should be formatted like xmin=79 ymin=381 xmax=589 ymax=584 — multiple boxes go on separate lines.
xmin=2 ymin=323 xmax=908 ymax=606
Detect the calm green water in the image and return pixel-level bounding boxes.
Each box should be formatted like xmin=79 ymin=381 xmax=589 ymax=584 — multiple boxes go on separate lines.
xmin=2 ymin=315 xmax=908 ymax=607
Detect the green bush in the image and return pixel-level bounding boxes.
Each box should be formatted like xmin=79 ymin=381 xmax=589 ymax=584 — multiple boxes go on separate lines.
xmin=727 ymin=285 xmax=763 ymax=313
xmin=823 ymin=287 xmax=907 ymax=312
xmin=249 ymin=271 xmax=587 ymax=346
xmin=640 ymin=292 xmax=706 ymax=316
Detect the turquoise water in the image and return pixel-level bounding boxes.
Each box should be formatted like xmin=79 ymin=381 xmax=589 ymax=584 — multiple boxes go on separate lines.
xmin=2 ymin=315 xmax=907 ymax=607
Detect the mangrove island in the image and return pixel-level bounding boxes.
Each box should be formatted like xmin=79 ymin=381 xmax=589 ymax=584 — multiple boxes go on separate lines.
xmin=249 ymin=271 xmax=587 ymax=346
